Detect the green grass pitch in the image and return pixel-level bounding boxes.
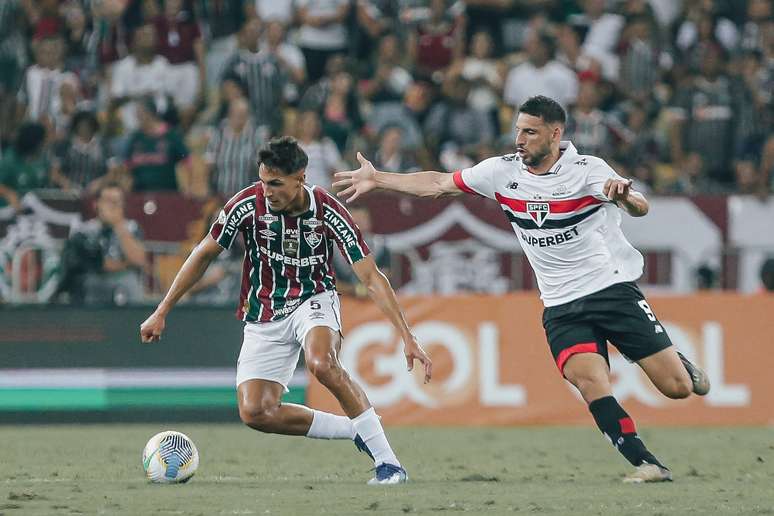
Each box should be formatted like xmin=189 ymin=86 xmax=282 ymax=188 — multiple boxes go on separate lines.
xmin=1 ymin=425 xmax=772 ymax=515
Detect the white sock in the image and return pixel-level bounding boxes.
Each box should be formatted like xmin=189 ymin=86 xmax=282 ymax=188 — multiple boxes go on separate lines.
xmin=306 ymin=410 xmax=356 ymax=439
xmin=351 ymin=407 xmax=400 ymax=467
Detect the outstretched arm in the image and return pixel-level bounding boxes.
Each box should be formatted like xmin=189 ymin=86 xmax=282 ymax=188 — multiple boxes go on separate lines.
xmin=352 ymin=255 xmax=432 ymax=383
xmin=333 ymin=152 xmax=463 ymax=203
xmin=140 ymin=235 xmax=223 ymax=342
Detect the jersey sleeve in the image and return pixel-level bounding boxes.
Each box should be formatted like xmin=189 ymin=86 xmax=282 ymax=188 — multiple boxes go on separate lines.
xmin=452 ymin=157 xmax=499 ymax=200
xmin=322 ymin=197 xmax=371 ymax=265
xmin=209 ymin=189 xmax=255 ymax=250
xmin=586 ymin=159 xmax=628 ymax=202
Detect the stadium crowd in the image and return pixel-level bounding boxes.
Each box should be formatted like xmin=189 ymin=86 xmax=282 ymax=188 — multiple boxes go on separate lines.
xmin=0 ymin=0 xmax=772 ymax=303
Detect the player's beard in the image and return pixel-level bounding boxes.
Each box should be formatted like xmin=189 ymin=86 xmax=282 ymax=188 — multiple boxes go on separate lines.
xmin=522 ymin=142 xmax=552 ymax=167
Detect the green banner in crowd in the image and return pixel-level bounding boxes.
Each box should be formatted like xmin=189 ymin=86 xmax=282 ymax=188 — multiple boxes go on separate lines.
xmin=0 ymin=306 xmax=306 ymax=418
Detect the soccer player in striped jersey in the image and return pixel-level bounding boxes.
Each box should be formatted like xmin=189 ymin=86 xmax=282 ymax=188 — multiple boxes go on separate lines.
xmin=141 ymin=137 xmax=432 ymax=485
xmin=334 ymin=95 xmax=711 ymax=484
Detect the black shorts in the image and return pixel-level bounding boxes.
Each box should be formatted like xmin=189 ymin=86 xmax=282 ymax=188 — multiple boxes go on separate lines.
xmin=542 ymin=282 xmax=673 ymax=375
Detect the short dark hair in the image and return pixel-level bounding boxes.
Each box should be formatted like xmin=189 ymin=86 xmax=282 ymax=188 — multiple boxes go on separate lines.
xmin=258 ymin=136 xmax=309 ymax=175
xmin=518 ymin=95 xmax=566 ymax=125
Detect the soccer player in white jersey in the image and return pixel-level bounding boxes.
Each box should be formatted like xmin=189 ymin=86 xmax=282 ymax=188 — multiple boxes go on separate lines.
xmin=334 ymin=95 xmax=711 ymax=483
xmin=141 ymin=136 xmax=432 ymax=485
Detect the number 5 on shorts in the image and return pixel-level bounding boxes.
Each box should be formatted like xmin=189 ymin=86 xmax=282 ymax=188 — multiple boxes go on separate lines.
xmin=637 ymin=300 xmax=657 ymax=321
xmin=310 ymin=300 xmax=321 ymax=310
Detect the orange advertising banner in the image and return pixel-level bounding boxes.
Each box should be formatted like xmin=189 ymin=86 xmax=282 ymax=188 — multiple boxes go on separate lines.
xmin=306 ymin=293 xmax=774 ymax=426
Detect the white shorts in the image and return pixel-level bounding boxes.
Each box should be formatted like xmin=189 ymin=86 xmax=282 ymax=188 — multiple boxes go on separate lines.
xmin=167 ymin=62 xmax=200 ymax=108
xmin=236 ymin=290 xmax=341 ymax=391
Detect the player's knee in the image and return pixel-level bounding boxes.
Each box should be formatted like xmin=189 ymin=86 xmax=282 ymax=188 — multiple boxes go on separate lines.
xmin=565 ymin=370 xmax=610 ymax=400
xmin=663 ymin=375 xmax=692 ymax=399
xmin=238 ymin=402 xmax=279 ymax=432
xmin=307 ymin=355 xmax=342 ymax=385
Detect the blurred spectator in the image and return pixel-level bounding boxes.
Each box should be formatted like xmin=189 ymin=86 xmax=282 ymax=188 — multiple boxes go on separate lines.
xmin=564 ymin=76 xmax=615 ymax=157
xmin=760 ymin=257 xmax=774 ymax=292
xmin=221 ymin=18 xmax=287 ymax=134
xmin=618 ymin=13 xmax=661 ymax=102
xmin=198 ymin=0 xmax=245 ymax=91
xmin=332 ymin=205 xmax=390 ymax=298
xmin=253 ymin=0 xmax=294 ymax=24
xmin=54 ymin=110 xmax=113 ymax=195
xmin=109 ymin=23 xmax=173 ymax=132
xmin=321 ymin=69 xmax=364 ymax=153
xmin=0 ymin=122 xmax=65 ymax=210
xmin=423 ymin=76 xmax=494 ymax=157
xmin=295 ymin=0 xmax=351 ymax=83
xmin=0 ymin=0 xmax=28 ymax=98
xmin=566 ymin=0 xmax=625 ymax=80
xmin=669 ymin=44 xmax=747 ymax=186
xmin=61 ymin=2 xmax=96 ymax=96
xmin=611 ymin=101 xmax=661 ymax=175
xmin=359 ymin=33 xmax=413 ymax=105
xmin=371 ymin=125 xmax=420 ymax=173
xmin=463 ymin=0 xmax=515 ymax=57
xmin=295 ymin=110 xmax=343 ymax=190
xmin=504 ymin=30 xmax=578 ymax=109
xmin=367 ymin=81 xmax=431 ymax=153
xmin=675 ymin=4 xmax=739 ymax=64
xmin=556 ymin=23 xmax=606 ymax=81
xmin=739 ymin=0 xmax=772 ymax=52
xmin=351 ymin=0 xmax=395 ymax=64
xmin=260 ymin=20 xmax=307 ymax=103
xmin=124 ymin=99 xmax=191 ymax=192
xmin=204 ymin=97 xmax=265 ymax=197
xmin=154 ymin=0 xmax=204 ymax=129
xmin=17 ymin=33 xmax=80 ymax=136
xmin=58 ymin=183 xmax=146 ymax=305
xmin=205 ymin=70 xmax=248 ymax=125
xmin=406 ymin=0 xmax=466 ymax=81
xmin=89 ymin=0 xmax=131 ymax=69
xmin=455 ymin=30 xmax=503 ymax=129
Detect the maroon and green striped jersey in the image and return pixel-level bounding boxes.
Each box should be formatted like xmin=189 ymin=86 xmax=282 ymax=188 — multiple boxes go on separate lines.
xmin=209 ymin=182 xmax=370 ymax=322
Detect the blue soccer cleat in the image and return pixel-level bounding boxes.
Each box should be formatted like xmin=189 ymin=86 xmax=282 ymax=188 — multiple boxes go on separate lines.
xmin=353 ymin=434 xmax=374 ymax=461
xmin=367 ymin=463 xmax=408 ymax=485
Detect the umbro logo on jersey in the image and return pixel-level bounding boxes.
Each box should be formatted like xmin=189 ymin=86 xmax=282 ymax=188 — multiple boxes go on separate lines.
xmin=258 ymin=214 xmax=278 ymax=223
xmin=526 ymin=202 xmax=550 ymax=227
xmin=259 ymin=229 xmax=277 ymax=239
xmin=507 ymin=181 xmax=519 ymax=190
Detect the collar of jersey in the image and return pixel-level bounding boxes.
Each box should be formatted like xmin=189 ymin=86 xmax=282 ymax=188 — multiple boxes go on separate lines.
xmin=520 ymin=140 xmax=578 ymax=176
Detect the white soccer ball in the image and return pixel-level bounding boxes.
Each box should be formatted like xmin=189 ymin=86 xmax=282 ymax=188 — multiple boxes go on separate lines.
xmin=142 ymin=430 xmax=199 ymax=484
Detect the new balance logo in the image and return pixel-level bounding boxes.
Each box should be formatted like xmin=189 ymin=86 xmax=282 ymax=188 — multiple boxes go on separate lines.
xmin=507 ymin=181 xmax=519 ymax=190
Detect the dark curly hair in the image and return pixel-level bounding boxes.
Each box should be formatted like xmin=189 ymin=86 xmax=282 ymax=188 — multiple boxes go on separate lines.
xmin=518 ymin=95 xmax=567 ymax=125
xmin=258 ymin=136 xmax=309 ymax=175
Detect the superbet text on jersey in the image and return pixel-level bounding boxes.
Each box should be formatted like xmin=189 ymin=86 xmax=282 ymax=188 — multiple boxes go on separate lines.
xmin=210 ymin=183 xmax=370 ymax=322
xmin=453 ymin=141 xmax=644 ymax=307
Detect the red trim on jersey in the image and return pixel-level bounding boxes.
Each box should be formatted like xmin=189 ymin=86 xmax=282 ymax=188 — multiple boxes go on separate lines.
xmin=453 ymin=170 xmax=478 ymax=195
xmin=495 ymin=193 xmax=603 ymax=214
xmin=619 ymin=417 xmax=637 ymax=434
xmin=556 ymin=342 xmax=598 ymax=374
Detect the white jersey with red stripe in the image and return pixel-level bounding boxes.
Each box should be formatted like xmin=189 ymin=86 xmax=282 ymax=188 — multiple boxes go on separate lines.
xmin=452 ymin=141 xmax=643 ymax=307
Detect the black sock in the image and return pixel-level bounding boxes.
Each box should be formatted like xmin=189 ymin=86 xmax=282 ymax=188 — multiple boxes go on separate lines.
xmin=588 ymin=396 xmax=666 ymax=469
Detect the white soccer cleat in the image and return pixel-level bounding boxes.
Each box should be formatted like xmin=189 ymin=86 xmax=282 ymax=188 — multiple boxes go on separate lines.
xmin=623 ymin=463 xmax=673 ymax=483
xmin=367 ymin=463 xmax=408 ymax=485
